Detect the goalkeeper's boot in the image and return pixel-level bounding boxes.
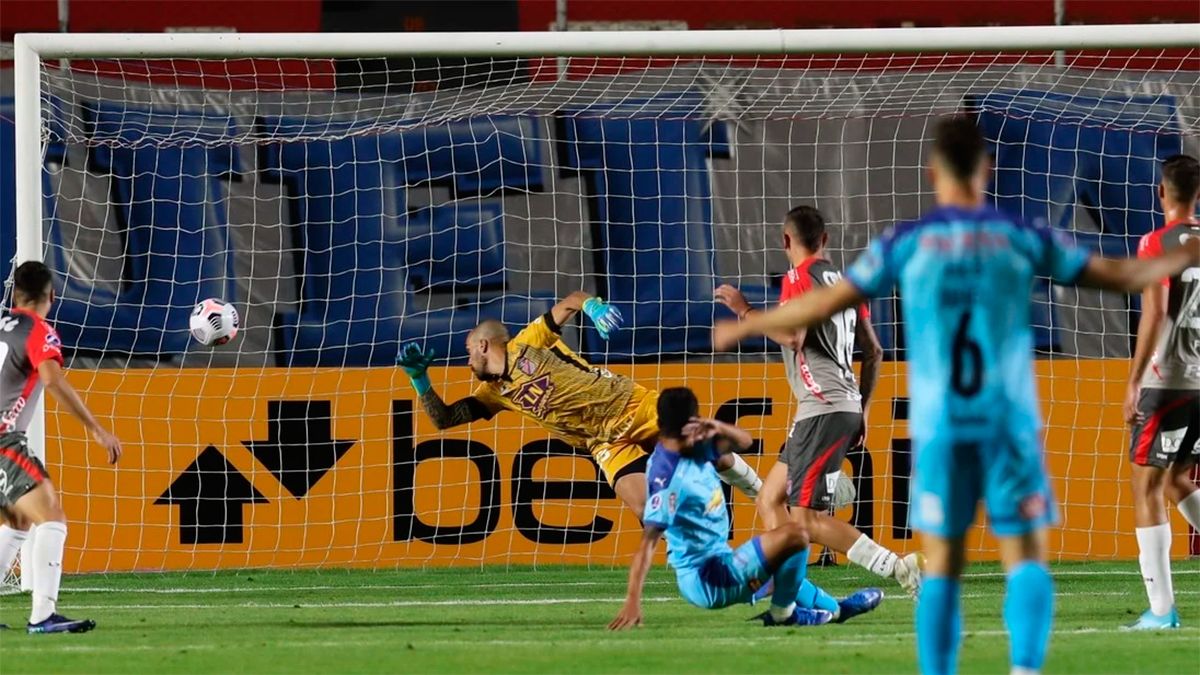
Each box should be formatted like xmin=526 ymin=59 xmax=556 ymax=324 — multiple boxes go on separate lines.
xmin=893 ymin=552 xmax=923 ymax=597
xmin=1122 ymin=607 xmax=1181 ymax=631
xmin=751 ymin=607 xmax=834 ymax=627
xmin=835 ymin=587 xmax=884 ymax=624
xmin=27 ymin=613 xmax=96 ymax=634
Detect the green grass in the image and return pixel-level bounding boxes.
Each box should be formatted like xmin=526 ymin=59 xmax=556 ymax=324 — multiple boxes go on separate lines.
xmin=1 ymin=561 xmax=1197 ymax=674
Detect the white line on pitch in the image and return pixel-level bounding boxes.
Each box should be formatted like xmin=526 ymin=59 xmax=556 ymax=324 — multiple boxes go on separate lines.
xmin=1 ymin=627 xmax=1196 ymax=653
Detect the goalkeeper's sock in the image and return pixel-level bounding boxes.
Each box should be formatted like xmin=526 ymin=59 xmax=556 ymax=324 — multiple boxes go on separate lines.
xmin=1135 ymin=524 xmax=1174 ymax=615
xmin=847 ymin=533 xmax=898 ymax=578
xmin=0 ymin=524 xmax=27 ymax=572
xmin=916 ymin=575 xmax=961 ymax=675
xmin=1004 ymin=561 xmax=1054 ymax=673
xmin=1177 ymin=490 xmax=1200 ymax=531
xmin=29 ymin=521 xmax=66 ymax=625
xmin=718 ymin=454 xmax=762 ymax=498
xmin=769 ymin=548 xmax=809 ymax=621
xmin=795 ymin=578 xmax=841 ymax=618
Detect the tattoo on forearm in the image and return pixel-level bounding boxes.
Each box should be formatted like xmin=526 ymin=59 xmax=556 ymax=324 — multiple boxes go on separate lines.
xmin=419 ymin=389 xmax=479 ymax=429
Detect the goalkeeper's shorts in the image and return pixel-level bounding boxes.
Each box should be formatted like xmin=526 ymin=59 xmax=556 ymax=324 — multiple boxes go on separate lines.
xmin=591 ymin=388 xmax=659 ymax=486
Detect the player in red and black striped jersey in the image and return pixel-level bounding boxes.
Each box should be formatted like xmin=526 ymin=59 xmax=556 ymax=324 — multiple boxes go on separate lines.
xmin=715 ymin=205 xmax=921 ymax=596
xmin=1123 ymin=154 xmax=1200 ymax=630
xmin=0 ymin=261 xmax=121 ymax=635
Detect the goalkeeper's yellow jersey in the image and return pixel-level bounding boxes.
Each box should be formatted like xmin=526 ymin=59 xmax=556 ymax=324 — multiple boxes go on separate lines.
xmin=471 ymin=314 xmax=645 ymax=448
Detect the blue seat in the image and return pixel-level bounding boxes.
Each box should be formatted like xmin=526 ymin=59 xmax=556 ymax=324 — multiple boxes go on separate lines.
xmin=47 ymin=102 xmax=237 ymax=356
xmin=262 ymin=115 xmax=553 ymax=366
xmin=977 ymin=89 xmax=1181 ymax=352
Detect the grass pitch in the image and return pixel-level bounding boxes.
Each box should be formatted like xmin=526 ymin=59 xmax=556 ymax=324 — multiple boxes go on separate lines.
xmin=1 ymin=561 xmax=1197 ymax=673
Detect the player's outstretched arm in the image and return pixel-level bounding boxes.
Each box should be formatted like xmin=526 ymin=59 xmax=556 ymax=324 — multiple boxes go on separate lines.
xmin=1124 ymin=282 xmax=1167 ymax=424
xmin=1077 ymin=238 xmax=1200 ymax=293
xmin=398 ymin=342 xmax=490 ymax=431
xmin=609 ymin=525 xmax=663 ymax=631
xmin=713 ymin=284 xmax=804 ymax=350
xmin=38 ymin=360 xmax=121 ymax=465
xmin=551 ymin=291 xmax=624 ymax=340
xmin=713 ymin=279 xmax=864 ymax=351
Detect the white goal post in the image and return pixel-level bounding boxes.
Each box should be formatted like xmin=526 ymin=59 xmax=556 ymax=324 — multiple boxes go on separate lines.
xmin=9 ymin=26 xmax=1200 ymax=571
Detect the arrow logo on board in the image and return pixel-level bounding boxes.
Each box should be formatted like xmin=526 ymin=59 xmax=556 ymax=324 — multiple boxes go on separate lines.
xmin=242 ymin=400 xmax=355 ymax=499
xmin=154 ymin=445 xmax=266 ymax=545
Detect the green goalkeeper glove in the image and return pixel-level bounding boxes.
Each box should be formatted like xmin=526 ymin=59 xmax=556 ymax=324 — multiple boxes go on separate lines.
xmin=582 ymin=297 xmax=624 ymax=340
xmin=397 ymin=342 xmax=436 ymax=396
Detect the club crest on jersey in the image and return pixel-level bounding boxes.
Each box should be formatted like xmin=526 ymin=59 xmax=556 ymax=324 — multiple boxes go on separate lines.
xmin=517 ymin=356 xmax=537 ymax=376
xmin=511 ymin=374 xmax=553 ymax=417
xmin=649 ymin=493 xmax=662 ymax=511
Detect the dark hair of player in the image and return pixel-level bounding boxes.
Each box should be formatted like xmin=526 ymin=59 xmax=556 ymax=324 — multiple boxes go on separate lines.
xmin=657 ymin=386 xmax=699 ymax=440
xmin=12 ymin=260 xmax=54 ymax=305
xmin=1161 ymin=154 xmax=1200 ymax=203
xmin=931 ymin=116 xmax=987 ymax=182
xmin=784 ymin=205 xmax=826 ymax=252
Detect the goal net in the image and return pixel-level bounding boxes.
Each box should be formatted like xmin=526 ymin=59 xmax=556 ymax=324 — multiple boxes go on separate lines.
xmin=6 ymin=26 xmax=1199 ymax=577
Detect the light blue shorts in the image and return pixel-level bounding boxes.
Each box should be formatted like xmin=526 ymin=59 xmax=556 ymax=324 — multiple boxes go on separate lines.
xmin=910 ymin=430 xmax=1059 ymax=539
xmin=675 ymin=537 xmax=772 ymax=610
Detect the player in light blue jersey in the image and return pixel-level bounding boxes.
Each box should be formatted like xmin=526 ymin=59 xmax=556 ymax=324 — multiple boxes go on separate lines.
xmin=608 ymin=387 xmax=883 ymax=631
xmin=714 ymin=118 xmax=1200 ymax=674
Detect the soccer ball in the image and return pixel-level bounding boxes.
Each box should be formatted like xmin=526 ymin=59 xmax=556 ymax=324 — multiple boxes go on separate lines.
xmin=189 ymin=298 xmax=239 ymax=346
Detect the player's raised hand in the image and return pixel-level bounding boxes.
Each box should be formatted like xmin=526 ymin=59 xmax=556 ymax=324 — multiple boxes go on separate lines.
xmin=397 ymin=342 xmax=435 ymax=377
xmin=607 ymin=602 xmax=643 ymax=631
xmin=713 ymin=284 xmax=752 ymax=318
xmin=682 ymin=417 xmax=719 ymax=444
xmin=582 ymin=297 xmax=624 ymax=340
xmin=712 ymin=318 xmax=744 ymax=351
xmin=93 ymin=427 xmax=122 ymax=465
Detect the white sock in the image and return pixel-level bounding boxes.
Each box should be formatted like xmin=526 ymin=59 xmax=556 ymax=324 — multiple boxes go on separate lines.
xmin=847 ymin=534 xmax=898 ymax=578
xmin=769 ymin=602 xmax=796 ymax=621
xmin=1011 ymin=667 xmax=1040 ymax=675
xmin=0 ymin=524 xmax=28 ymax=572
xmin=1176 ymin=490 xmax=1200 ymax=531
xmin=1135 ymin=523 xmax=1174 ymax=616
xmin=29 ymin=521 xmax=67 ymax=624
xmin=20 ymin=524 xmax=36 ymax=592
xmin=718 ymin=454 xmax=763 ymax=498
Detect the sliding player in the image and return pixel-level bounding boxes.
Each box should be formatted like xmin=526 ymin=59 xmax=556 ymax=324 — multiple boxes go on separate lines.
xmin=398 ymin=291 xmax=762 ymax=517
xmin=1122 ymin=153 xmax=1200 ymax=631
xmin=714 ymin=117 xmax=1200 ymax=675
xmin=608 ymin=387 xmax=882 ymax=630
xmin=0 ymin=261 xmax=122 ymax=634
xmin=715 ymin=205 xmax=920 ymax=596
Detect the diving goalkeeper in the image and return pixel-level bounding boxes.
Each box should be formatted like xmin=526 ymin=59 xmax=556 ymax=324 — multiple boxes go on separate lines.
xmin=397 ymin=291 xmax=763 ymax=515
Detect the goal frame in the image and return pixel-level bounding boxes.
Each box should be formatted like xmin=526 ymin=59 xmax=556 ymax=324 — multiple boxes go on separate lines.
xmin=11 ymin=21 xmax=1200 ymax=464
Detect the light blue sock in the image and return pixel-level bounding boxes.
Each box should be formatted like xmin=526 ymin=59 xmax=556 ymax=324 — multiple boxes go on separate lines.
xmin=1005 ymin=562 xmax=1054 ymax=671
xmin=916 ymin=576 xmax=961 ymax=675
xmin=796 ymin=579 xmax=840 ymax=614
xmin=771 ymin=547 xmax=809 ymax=611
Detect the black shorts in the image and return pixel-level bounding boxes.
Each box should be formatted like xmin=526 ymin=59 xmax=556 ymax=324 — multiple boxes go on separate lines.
xmin=783 ymin=412 xmax=863 ymax=509
xmin=1129 ymin=388 xmax=1199 ymax=468
xmin=0 ymin=433 xmax=48 ymax=510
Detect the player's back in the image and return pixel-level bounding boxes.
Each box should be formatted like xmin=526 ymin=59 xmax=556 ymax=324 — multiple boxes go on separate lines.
xmin=0 ymin=307 xmax=63 ymax=434
xmin=1138 ymin=219 xmax=1200 ymax=390
xmin=856 ymin=204 xmax=1089 ymax=441
xmin=643 ymin=443 xmax=731 ymax=570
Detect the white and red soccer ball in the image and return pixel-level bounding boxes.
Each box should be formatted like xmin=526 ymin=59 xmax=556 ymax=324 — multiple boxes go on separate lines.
xmin=189 ymin=298 xmax=239 ymax=346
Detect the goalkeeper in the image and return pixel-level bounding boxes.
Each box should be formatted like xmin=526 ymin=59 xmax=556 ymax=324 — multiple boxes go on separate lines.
xmin=398 ymin=291 xmax=762 ymax=515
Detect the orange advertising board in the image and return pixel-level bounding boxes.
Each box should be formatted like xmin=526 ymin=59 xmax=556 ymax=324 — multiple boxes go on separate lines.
xmin=40 ymin=360 xmax=1187 ymax=573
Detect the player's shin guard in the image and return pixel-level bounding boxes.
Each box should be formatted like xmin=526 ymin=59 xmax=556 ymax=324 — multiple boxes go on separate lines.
xmin=769 ymin=547 xmax=810 ymax=620
xmin=19 ymin=525 xmax=36 ymax=592
xmin=1004 ymin=562 xmax=1054 ymax=673
xmin=916 ymin=576 xmax=961 ymax=675
xmin=796 ymin=579 xmax=840 ymax=614
xmin=29 ymin=521 xmax=66 ymax=625
xmin=0 ymin=525 xmax=28 ymax=572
